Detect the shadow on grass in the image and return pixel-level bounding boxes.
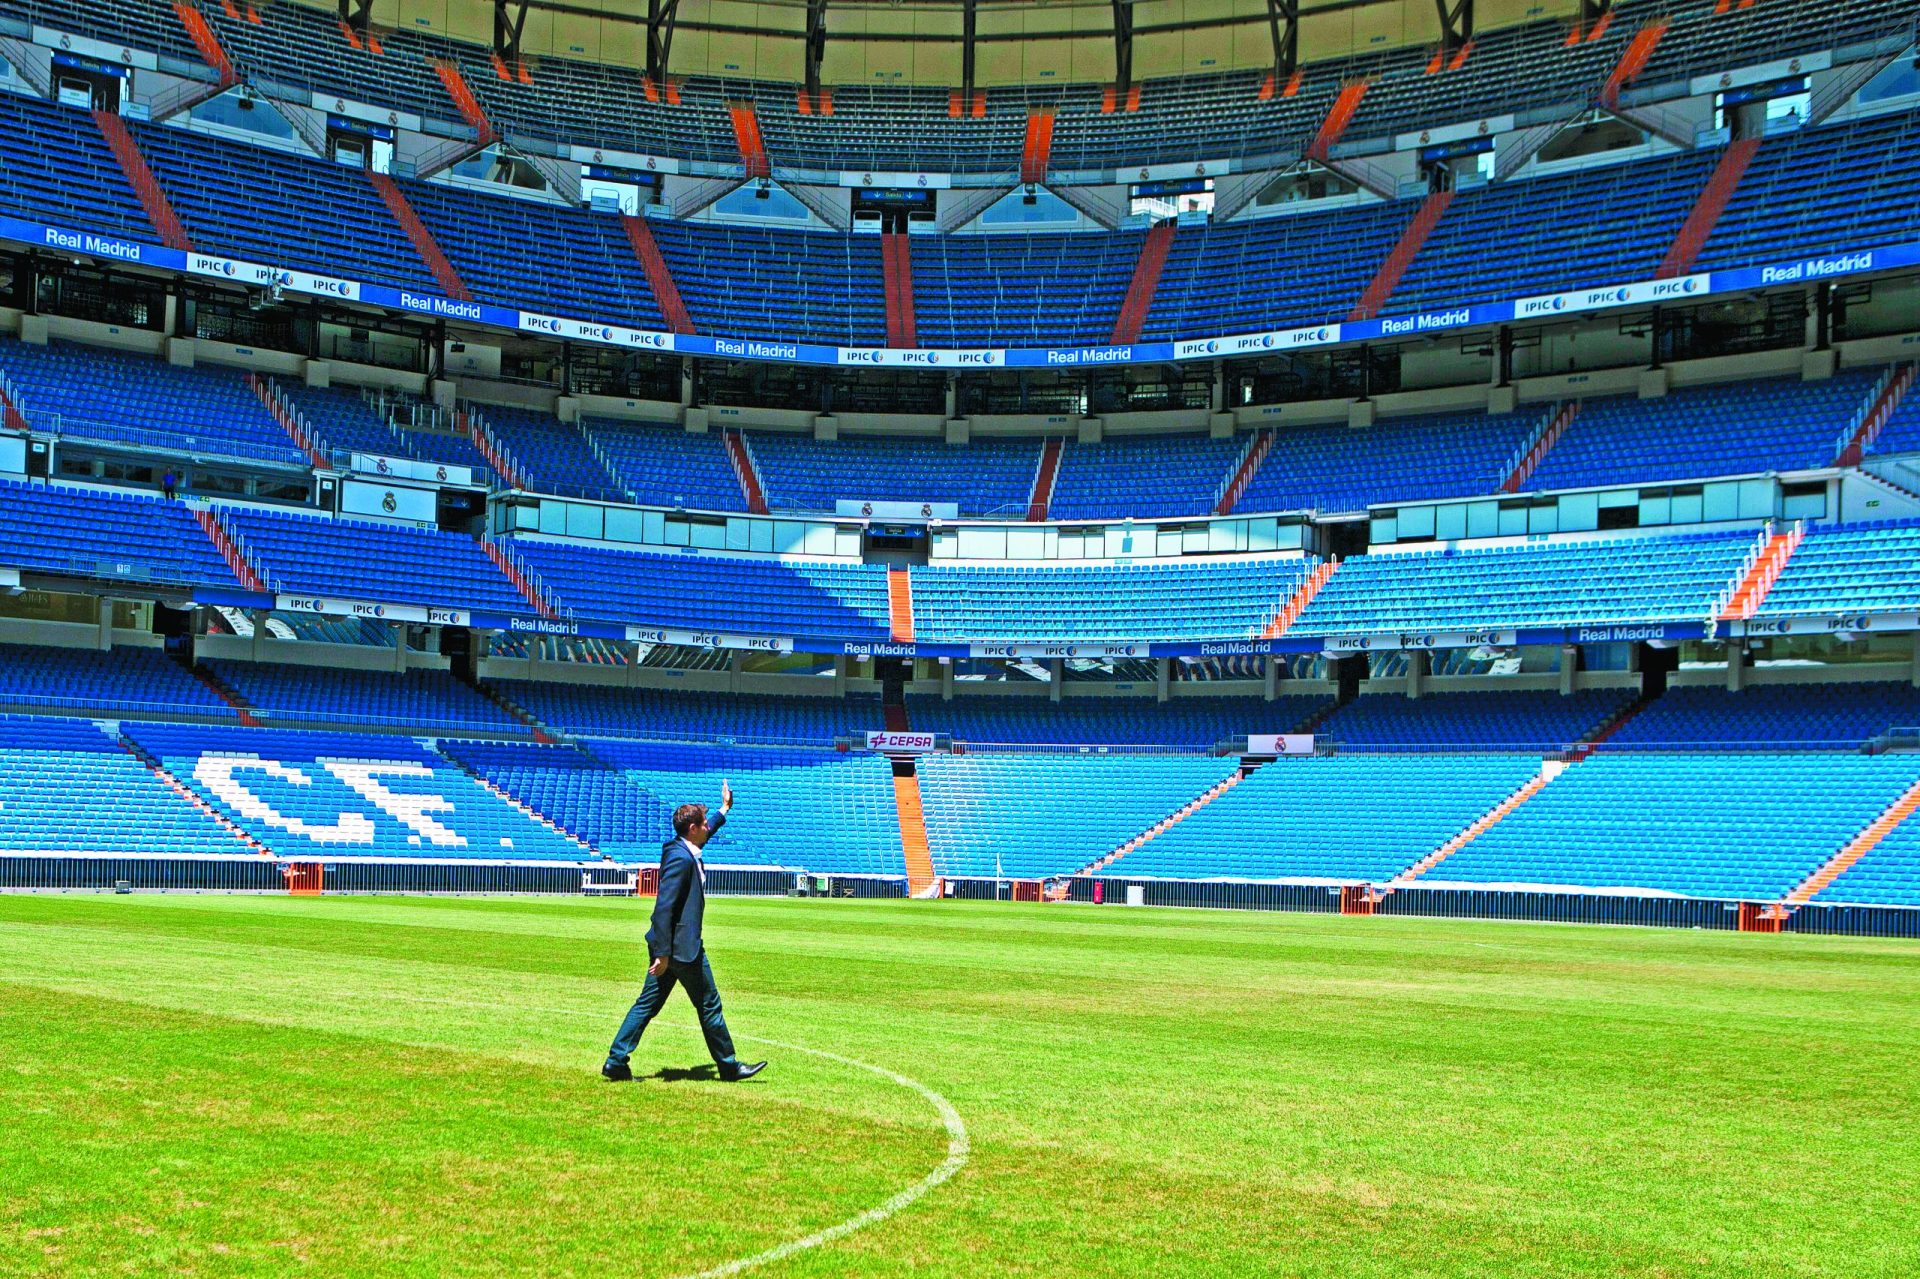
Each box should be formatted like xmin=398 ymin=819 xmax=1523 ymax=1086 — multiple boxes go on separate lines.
xmin=640 ymin=1063 xmax=723 ymax=1083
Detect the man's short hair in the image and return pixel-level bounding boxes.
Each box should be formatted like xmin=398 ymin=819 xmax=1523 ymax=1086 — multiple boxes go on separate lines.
xmin=673 ymin=802 xmax=708 ymax=837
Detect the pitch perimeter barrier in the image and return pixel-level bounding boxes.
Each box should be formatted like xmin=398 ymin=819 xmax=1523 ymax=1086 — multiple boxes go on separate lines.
xmin=3 ymin=857 xmax=1915 ymax=936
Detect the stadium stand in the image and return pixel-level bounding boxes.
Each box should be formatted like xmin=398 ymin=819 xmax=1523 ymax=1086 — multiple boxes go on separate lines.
xmin=749 ymin=432 xmax=1038 ymax=518
xmin=1112 ymin=755 xmax=1544 ymax=881
xmin=910 ymin=556 xmax=1315 ymax=643
xmin=1293 ymin=531 xmax=1755 ymax=634
xmin=0 ymin=714 xmax=243 ymax=857
xmin=1314 ymin=689 xmax=1632 ymax=749
xmin=122 ymin=722 xmax=589 ymax=860
xmin=911 ymin=231 xmax=1146 ymax=349
xmin=0 ymin=642 xmax=232 ymax=717
xmin=205 ymin=661 xmax=521 ymax=732
xmin=0 ymin=90 xmax=153 ymax=239
xmin=904 ymin=694 xmax=1327 ymax=746
xmin=1233 ymin=409 xmax=1525 ymax=515
xmin=0 ymin=478 xmax=239 ymax=589
xmin=494 ymin=681 xmax=879 ymax=744
xmin=582 ymin=417 xmax=747 ymax=512
xmin=437 ymin=739 xmax=673 ymax=861
xmin=916 ymin=752 xmax=1236 ymax=878
xmin=511 ymin=541 xmax=891 ymax=636
xmin=1605 ymin=682 xmax=1920 ymax=749
xmin=1525 ymin=372 xmax=1882 ymax=491
xmin=1437 ymin=754 xmax=1920 ymax=898
xmin=1814 ymin=809 xmax=1920 ymax=906
xmin=1750 ymin=520 xmax=1920 ymax=618
xmin=1046 ymin=433 xmax=1247 ymax=521
xmin=468 ymin=403 xmax=625 ymax=504
xmin=586 ymin=739 xmax=904 ymax=874
xmin=217 ymin=506 xmax=532 ymax=614
xmin=0 ymin=338 xmax=302 ymax=467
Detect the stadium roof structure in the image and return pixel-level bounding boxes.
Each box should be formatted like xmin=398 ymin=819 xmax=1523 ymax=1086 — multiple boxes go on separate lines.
xmin=324 ymin=0 xmax=1562 ymax=92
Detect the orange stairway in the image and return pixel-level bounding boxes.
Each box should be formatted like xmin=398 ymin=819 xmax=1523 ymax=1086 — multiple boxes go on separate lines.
xmin=192 ymin=505 xmax=266 ymax=594
xmin=1306 ymin=81 xmax=1368 ymax=161
xmin=1782 ymin=779 xmax=1920 ymax=906
xmin=1835 ymin=363 xmax=1916 ymax=467
xmin=1398 ymin=763 xmax=1564 ymax=880
xmin=431 ymin=59 xmax=496 ymax=144
xmin=1659 ymin=137 xmax=1760 ymax=277
xmin=367 ymin=171 xmax=471 ymax=299
xmin=1026 ymin=437 xmax=1064 ymax=521
xmin=1348 ymin=190 xmax=1452 ymax=320
xmin=1718 ymin=524 xmax=1802 ymax=620
xmin=893 ymin=769 xmax=938 ymax=896
xmin=1499 ymin=402 xmax=1578 ymax=493
xmin=1598 ymin=19 xmax=1667 ymax=106
xmin=92 ymin=111 xmax=193 ymax=250
xmin=882 ymin=232 xmax=918 ymax=348
xmin=888 ymin=567 xmax=915 ymax=643
xmin=1020 ymin=111 xmax=1055 ymax=184
xmin=248 ymin=374 xmax=328 ymax=468
xmin=723 ymin=430 xmax=768 ymax=514
xmin=1215 ymin=429 xmax=1273 ymax=515
xmin=729 ymin=103 xmax=772 ymax=179
xmin=1082 ymin=770 xmax=1245 ymax=876
xmin=483 ymin=541 xmax=556 ymax=618
xmin=1261 ymin=559 xmax=1339 ymax=640
xmin=621 ymin=214 xmax=696 ymax=334
xmin=172 ymin=0 xmax=237 ymax=86
xmin=1110 ymin=221 xmax=1174 ymax=344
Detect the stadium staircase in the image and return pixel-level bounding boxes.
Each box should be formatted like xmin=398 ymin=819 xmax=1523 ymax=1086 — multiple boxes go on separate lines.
xmin=1261 ymin=559 xmax=1340 ymax=640
xmin=431 ymin=60 xmax=495 ymax=144
xmin=729 ymin=104 xmax=773 ymax=179
xmin=891 ymin=764 xmax=939 ymax=896
xmin=119 ymin=731 xmax=268 ymax=853
xmin=724 ymin=430 xmax=770 ymax=514
xmin=1499 ymin=402 xmax=1578 ymax=493
xmin=92 ymin=111 xmax=193 ymax=251
xmin=181 ymin=656 xmax=263 ymax=726
xmin=1779 ymin=777 xmax=1920 ymax=907
xmin=1020 ymin=111 xmax=1055 ymax=183
xmin=248 ymin=375 xmax=329 ymax=468
xmin=887 ymin=567 xmax=915 ymax=643
xmin=192 ymin=504 xmax=268 ymax=594
xmin=1658 ymin=137 xmax=1761 ymax=277
xmin=473 ymin=682 xmax=557 ymax=744
xmin=1394 ymin=761 xmax=1567 ymax=881
xmin=1111 ymin=221 xmax=1175 ymax=344
xmin=1078 ymin=767 xmax=1248 ymax=876
xmin=483 ymin=541 xmax=559 ymax=619
xmin=1598 ymin=19 xmax=1668 ymax=107
xmin=1348 ymin=190 xmax=1453 ymax=320
xmin=1306 ymin=81 xmax=1369 ymax=161
xmin=439 ymin=744 xmax=599 ymax=855
xmin=170 ymin=1 xmax=238 ymax=89
xmin=461 ymin=406 xmax=530 ymax=489
xmin=0 ymin=376 xmax=25 ymax=435
xmin=1835 ymin=363 xmax=1916 ymax=467
xmin=1576 ymin=692 xmax=1655 ymax=751
xmin=367 ymin=172 xmax=472 ymax=300
xmin=1565 ymin=6 xmax=1614 ymax=43
xmin=882 ymin=232 xmax=919 ymax=348
xmin=1026 ymin=438 xmax=1063 ymax=521
xmin=1718 ymin=523 xmax=1803 ymax=620
xmin=1215 ymin=429 xmax=1273 ymax=515
xmin=620 ymin=215 xmax=696 ymax=334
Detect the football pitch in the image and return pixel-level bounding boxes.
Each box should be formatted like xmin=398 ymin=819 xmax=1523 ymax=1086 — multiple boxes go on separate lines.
xmin=1 ymin=894 xmax=1916 ymax=1279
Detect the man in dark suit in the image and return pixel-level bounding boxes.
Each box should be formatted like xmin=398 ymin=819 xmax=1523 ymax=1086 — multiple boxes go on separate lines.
xmin=602 ymin=780 xmax=768 ymax=1083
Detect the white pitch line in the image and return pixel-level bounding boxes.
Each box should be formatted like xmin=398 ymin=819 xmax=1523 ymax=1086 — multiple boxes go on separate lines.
xmin=512 ymin=1003 xmax=970 ymax=1279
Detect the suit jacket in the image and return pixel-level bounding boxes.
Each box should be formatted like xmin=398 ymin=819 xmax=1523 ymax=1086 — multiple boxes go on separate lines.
xmin=647 ymin=812 xmax=724 ymax=964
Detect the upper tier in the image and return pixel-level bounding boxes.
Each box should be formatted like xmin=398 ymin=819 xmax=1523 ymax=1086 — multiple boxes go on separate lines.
xmin=5 ymin=89 xmax=1918 ymax=352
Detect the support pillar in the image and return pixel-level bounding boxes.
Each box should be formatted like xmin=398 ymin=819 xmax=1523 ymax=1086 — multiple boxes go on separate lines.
xmin=251 ymin=609 xmax=269 ymax=662
xmin=1726 ymin=642 xmax=1747 ymax=692
xmin=1559 ymin=644 xmax=1578 ymax=696
xmin=1264 ymin=655 xmax=1279 ymax=700
xmin=1155 ymin=657 xmax=1171 ymax=702
xmin=834 ymin=653 xmax=850 ymax=696
xmin=1048 ymin=658 xmax=1063 ymax=703
xmin=96 ymin=597 xmax=112 ymax=650
xmin=940 ymin=659 xmax=955 ymax=699
xmin=393 ymin=622 xmax=408 ymax=673
xmin=1406 ymin=648 xmax=1427 ymax=698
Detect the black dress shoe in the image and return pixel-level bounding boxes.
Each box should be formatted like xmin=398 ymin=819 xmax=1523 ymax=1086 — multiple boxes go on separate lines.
xmin=602 ymin=1062 xmax=633 ymax=1082
xmin=721 ymin=1060 xmax=767 ymax=1082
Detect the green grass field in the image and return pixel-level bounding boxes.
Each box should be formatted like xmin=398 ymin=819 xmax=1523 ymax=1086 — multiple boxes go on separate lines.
xmin=2 ymin=894 xmax=1917 ymax=1278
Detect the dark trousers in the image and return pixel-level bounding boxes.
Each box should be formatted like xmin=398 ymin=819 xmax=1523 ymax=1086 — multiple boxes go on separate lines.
xmin=606 ymin=950 xmax=738 ymax=1071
